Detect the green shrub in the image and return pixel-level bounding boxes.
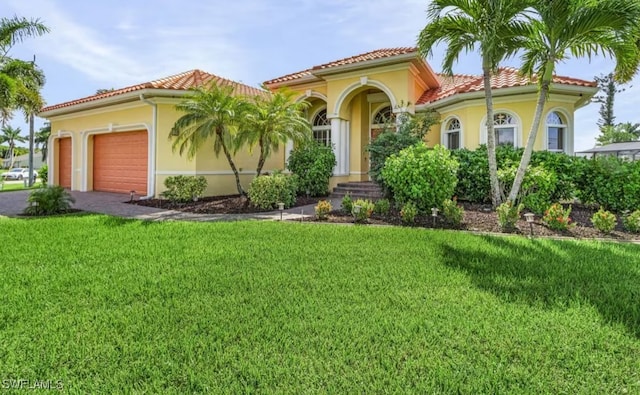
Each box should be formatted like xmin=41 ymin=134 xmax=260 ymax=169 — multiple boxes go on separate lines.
xmin=23 ymin=186 xmax=75 ymax=216
xmin=366 ymin=110 xmax=439 ymax=186
xmin=622 ymin=210 xmax=640 ymax=233
xmin=248 ymin=174 xmax=297 ymax=210
xmin=382 ymin=144 xmax=459 ymax=213
xmin=315 ymin=200 xmax=332 ymax=220
xmin=542 ymin=203 xmax=573 ymax=231
xmin=287 ymin=142 xmax=336 ymax=196
xmin=341 ymin=194 xmax=353 ymax=214
xmin=442 ymin=198 xmax=464 ymax=227
xmin=452 ymin=146 xmax=578 ymax=204
xmin=373 ymin=198 xmax=391 ymax=216
xmin=591 ymin=208 xmax=617 ymax=234
xmin=161 ymin=175 xmax=207 ymax=203
xmin=400 ymin=202 xmax=418 ymax=225
xmin=39 ymin=164 xmax=48 ymax=185
xmin=498 ymin=165 xmax=556 ymax=215
xmin=575 ymin=156 xmax=640 ymax=212
xmin=352 ymin=199 xmax=374 ymax=224
xmin=496 ymin=201 xmax=523 ymax=232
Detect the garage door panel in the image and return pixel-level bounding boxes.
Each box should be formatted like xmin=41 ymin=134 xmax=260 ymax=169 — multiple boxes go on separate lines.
xmin=93 ymin=131 xmax=147 ymax=194
xmin=58 ymin=138 xmax=72 ymax=188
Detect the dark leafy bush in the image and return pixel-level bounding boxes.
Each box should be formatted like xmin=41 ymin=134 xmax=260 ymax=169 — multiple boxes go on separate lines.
xmin=574 ymin=156 xmax=640 ymax=212
xmin=23 ymin=186 xmax=75 ymax=216
xmin=248 ymin=173 xmax=297 ymax=210
xmin=382 ymin=144 xmax=459 ymax=213
xmin=366 ymin=111 xmax=439 ymax=186
xmin=161 ymin=175 xmax=207 ymax=203
xmin=453 ymin=146 xmax=579 ymax=204
xmin=39 ymin=164 xmax=48 ymax=185
xmin=498 ymin=165 xmax=556 ymax=215
xmin=287 ymin=142 xmax=336 ymax=196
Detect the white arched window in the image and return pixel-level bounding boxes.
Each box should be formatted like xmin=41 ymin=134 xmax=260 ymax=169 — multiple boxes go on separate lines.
xmin=546 ymin=111 xmax=567 ymax=152
xmin=443 ymin=117 xmax=461 ymax=149
xmin=492 ymin=112 xmax=517 ymax=147
xmin=373 ymin=105 xmax=394 ymax=126
xmin=312 ymin=108 xmax=331 ymax=146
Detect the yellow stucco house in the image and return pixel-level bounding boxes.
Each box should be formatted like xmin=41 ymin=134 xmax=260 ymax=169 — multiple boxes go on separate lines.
xmin=40 ymin=47 xmax=597 ymax=197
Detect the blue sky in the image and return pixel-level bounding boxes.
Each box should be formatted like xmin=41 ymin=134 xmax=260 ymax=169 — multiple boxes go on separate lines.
xmin=2 ymin=0 xmax=639 ymax=151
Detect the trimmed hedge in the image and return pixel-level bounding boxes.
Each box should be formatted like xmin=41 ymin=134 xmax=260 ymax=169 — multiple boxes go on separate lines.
xmin=287 ymin=142 xmax=336 ymax=197
xmin=382 ymin=144 xmax=459 ymax=213
xmin=574 ymin=156 xmax=640 ymax=212
xmin=248 ymin=173 xmax=297 ymax=210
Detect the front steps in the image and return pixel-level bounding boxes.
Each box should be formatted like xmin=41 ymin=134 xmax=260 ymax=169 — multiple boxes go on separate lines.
xmin=330 ymin=181 xmax=384 ymax=200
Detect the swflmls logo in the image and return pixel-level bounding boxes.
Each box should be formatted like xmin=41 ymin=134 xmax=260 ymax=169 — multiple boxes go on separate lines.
xmin=2 ymin=379 xmax=63 ymax=390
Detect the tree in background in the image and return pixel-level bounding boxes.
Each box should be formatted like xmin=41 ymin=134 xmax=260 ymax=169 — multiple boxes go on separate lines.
xmin=593 ymin=73 xmax=627 ymax=129
xmin=35 ymin=122 xmax=50 ymax=161
xmin=418 ymin=0 xmax=532 ymax=208
xmin=1 ymin=125 xmax=26 ymax=168
xmin=596 ymin=124 xmax=640 ymax=145
xmin=508 ymin=0 xmax=640 ymax=203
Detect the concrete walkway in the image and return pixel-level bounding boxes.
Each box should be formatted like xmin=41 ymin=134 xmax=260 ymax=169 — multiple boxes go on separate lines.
xmin=0 ymin=190 xmax=341 ymax=222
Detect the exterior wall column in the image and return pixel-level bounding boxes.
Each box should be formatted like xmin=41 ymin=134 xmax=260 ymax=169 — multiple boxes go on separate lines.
xmin=284 ymin=140 xmax=294 ymax=169
xmin=330 ymin=117 xmax=350 ymax=176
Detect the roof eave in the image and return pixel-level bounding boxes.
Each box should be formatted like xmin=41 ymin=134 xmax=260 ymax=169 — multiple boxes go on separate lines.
xmin=264 ymin=74 xmax=321 ymax=89
xmin=39 ymin=88 xmax=191 ymax=118
xmin=311 ymin=52 xmax=418 ymax=77
xmin=415 ymin=83 xmax=598 ymax=111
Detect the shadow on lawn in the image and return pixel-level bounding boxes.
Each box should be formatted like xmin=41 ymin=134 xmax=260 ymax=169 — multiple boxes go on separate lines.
xmin=438 ymin=235 xmax=640 ymax=338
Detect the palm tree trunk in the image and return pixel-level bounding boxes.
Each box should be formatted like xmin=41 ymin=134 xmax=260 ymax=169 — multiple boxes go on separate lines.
xmin=217 ymin=131 xmax=246 ymax=196
xmin=483 ymin=63 xmax=501 ymax=207
xmin=8 ymin=142 xmax=14 ymax=169
xmin=508 ymin=79 xmax=551 ymax=203
xmin=255 ymin=137 xmax=266 ymax=177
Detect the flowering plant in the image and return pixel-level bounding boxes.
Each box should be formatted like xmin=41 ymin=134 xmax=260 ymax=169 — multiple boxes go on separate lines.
xmin=591 ymin=208 xmax=616 ymax=234
xmin=542 ymin=203 xmax=574 ymax=231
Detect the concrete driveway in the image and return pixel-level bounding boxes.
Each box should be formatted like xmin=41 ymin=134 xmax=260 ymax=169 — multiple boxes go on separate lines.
xmin=0 ymin=190 xmax=168 ymax=218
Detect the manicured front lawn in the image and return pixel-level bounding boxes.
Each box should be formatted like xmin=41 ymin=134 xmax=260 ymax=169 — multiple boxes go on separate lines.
xmin=0 ymin=181 xmax=41 ymax=192
xmin=1 ymin=216 xmax=639 ymax=393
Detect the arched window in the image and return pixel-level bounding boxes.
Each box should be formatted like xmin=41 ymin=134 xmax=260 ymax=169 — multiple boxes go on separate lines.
xmin=371 ymin=105 xmax=395 ymax=140
xmin=493 ymin=112 xmax=517 ymax=146
xmin=373 ymin=106 xmax=394 ymax=125
xmin=546 ymin=111 xmax=567 ymax=152
xmin=312 ymin=108 xmax=331 ymax=146
xmin=443 ymin=118 xmax=461 ymax=149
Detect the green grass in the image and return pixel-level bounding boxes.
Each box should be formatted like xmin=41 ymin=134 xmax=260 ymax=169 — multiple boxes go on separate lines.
xmin=0 ymin=181 xmax=41 ymax=192
xmin=1 ymin=216 xmax=639 ymax=393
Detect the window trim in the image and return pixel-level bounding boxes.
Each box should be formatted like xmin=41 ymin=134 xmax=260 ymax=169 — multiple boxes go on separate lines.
xmin=480 ymin=110 xmax=522 ymax=148
xmin=441 ymin=116 xmax=463 ymax=149
xmin=311 ymin=107 xmax=331 ymax=147
xmin=545 ymin=109 xmax=570 ymax=153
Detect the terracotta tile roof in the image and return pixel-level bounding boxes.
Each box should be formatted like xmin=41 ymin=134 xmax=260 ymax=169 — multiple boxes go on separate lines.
xmin=417 ymin=67 xmax=596 ymax=105
xmin=265 ymin=47 xmax=418 ymax=85
xmin=41 ymin=70 xmax=265 ymax=113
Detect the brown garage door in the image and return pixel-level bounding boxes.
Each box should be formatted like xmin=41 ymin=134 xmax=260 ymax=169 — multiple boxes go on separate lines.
xmin=93 ymin=131 xmax=147 ymax=194
xmin=58 ymin=137 xmax=72 ymax=189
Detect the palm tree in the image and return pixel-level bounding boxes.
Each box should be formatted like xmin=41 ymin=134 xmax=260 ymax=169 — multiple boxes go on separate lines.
xmin=240 ymin=89 xmax=311 ymax=176
xmin=418 ymin=0 xmax=532 ymax=207
xmin=35 ymin=122 xmax=50 ymax=161
xmin=508 ymin=0 xmax=640 ymax=202
xmin=171 ymin=83 xmax=250 ymax=196
xmin=1 ymin=125 xmax=26 ymax=169
xmin=0 ymin=16 xmax=49 ymax=59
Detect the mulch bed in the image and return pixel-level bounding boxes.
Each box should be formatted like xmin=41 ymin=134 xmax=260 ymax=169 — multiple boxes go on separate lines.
xmin=131 ymin=195 xmax=639 ymax=241
xmin=130 ymin=195 xmax=324 ymax=214
xmin=310 ymin=202 xmax=640 ymax=242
